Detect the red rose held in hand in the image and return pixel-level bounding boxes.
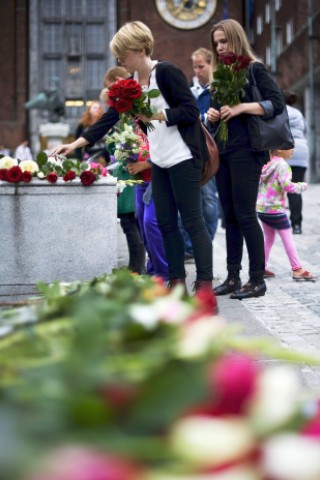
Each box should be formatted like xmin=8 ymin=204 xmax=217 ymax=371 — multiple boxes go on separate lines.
xmin=7 ymin=166 xmax=23 ymax=183
xmin=110 ymin=98 xmax=133 ymax=113
xmin=121 ymin=79 xmax=143 ymax=99
xmin=80 ymin=170 xmax=96 ymax=186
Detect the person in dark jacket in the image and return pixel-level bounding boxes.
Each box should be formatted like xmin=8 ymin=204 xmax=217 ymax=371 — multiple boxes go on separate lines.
xmin=207 ymin=19 xmax=286 ymax=300
xmin=51 ymin=21 xmax=216 ymax=304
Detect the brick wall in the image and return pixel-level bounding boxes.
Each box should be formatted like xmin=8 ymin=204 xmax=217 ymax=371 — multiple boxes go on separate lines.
xmin=0 ymin=0 xmax=29 ymax=152
xmin=116 ymin=1 xmax=244 ymax=83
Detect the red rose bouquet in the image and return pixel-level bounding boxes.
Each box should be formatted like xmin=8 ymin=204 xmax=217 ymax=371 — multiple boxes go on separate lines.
xmin=211 ymin=52 xmax=251 ymax=146
xmin=107 ymin=78 xmax=160 ymax=131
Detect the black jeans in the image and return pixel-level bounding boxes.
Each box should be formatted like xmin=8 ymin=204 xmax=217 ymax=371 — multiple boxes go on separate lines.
xmin=119 ymin=213 xmax=146 ymax=274
xmin=216 ymin=149 xmax=265 ymax=279
xmin=152 ymin=159 xmax=213 ymax=280
xmin=287 ymin=166 xmax=306 ymax=227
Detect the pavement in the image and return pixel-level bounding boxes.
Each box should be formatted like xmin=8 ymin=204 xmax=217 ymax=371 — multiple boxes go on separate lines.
xmin=117 ymin=184 xmax=320 ymax=388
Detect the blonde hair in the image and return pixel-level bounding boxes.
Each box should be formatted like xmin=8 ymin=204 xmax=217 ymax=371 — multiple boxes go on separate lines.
xmin=191 ymin=47 xmax=213 ymax=65
xmin=103 ymin=66 xmax=130 ymax=86
xmin=211 ymin=19 xmax=258 ymax=70
xmin=110 ymin=21 xmax=154 ymax=60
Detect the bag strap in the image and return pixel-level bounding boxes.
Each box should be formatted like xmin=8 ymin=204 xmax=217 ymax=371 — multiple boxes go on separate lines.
xmin=248 ymin=62 xmax=257 ymax=86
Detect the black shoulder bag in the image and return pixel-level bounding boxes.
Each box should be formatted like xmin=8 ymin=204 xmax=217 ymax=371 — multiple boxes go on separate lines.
xmin=247 ymin=63 xmax=294 ymax=151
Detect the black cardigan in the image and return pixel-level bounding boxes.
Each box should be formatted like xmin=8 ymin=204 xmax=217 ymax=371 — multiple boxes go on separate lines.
xmin=82 ymin=61 xmax=209 ymax=168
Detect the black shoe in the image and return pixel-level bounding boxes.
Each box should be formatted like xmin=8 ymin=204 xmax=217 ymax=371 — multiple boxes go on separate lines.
xmin=292 ymin=225 xmax=302 ymax=234
xmin=214 ymin=275 xmax=241 ymax=296
xmin=230 ymin=280 xmax=266 ymax=300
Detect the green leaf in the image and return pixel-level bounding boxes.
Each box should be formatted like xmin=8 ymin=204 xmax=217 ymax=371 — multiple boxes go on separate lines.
xmin=36 ymin=151 xmax=48 ymax=167
xmin=147 ymin=89 xmax=160 ymax=99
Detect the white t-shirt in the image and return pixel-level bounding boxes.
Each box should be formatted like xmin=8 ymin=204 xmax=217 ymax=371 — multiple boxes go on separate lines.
xmin=135 ymin=64 xmax=192 ymax=168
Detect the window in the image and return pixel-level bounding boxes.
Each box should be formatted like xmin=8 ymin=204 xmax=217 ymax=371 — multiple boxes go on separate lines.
xmin=66 ymin=0 xmax=82 ymax=17
xmin=43 ymin=24 xmax=62 ymax=54
xmin=265 ymin=3 xmax=270 ymax=24
xmin=87 ymin=0 xmax=104 ymax=17
xmin=87 ymin=25 xmax=105 ymax=54
xmin=42 ymin=0 xmax=62 ymax=17
xmin=43 ymin=60 xmax=62 ymax=90
xmin=275 ymin=0 xmax=282 ymax=11
xmin=87 ymin=60 xmax=106 ymax=90
xmin=276 ymin=30 xmax=283 ymax=55
xmin=286 ymin=20 xmax=293 ymax=45
xmin=266 ymin=46 xmax=271 ymax=66
xmin=256 ymin=15 xmax=263 ymax=35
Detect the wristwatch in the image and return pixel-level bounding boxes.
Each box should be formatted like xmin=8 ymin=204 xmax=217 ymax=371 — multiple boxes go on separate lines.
xmin=155 ymin=0 xmax=217 ymax=30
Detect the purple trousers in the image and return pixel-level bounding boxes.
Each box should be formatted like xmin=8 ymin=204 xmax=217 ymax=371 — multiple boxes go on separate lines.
xmin=135 ymin=183 xmax=169 ymax=281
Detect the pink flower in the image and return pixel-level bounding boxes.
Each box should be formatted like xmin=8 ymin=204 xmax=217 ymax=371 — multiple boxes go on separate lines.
xmin=207 ymin=353 xmax=259 ymax=415
xmin=26 ymin=445 xmax=142 ymax=480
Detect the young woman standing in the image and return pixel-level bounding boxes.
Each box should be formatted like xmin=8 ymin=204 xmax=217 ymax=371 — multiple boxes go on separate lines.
xmin=207 ymin=19 xmax=286 ymax=300
xmin=51 ymin=21 xmax=215 ymax=303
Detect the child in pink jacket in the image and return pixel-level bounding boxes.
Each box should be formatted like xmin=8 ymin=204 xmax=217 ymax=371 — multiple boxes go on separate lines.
xmin=257 ymin=148 xmax=316 ymax=281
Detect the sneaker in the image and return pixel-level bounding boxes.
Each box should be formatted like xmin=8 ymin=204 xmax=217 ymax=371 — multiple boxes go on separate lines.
xmin=264 ymin=269 xmax=275 ymax=278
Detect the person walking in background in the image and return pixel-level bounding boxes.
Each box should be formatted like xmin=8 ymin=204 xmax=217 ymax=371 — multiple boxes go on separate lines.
xmin=51 ymin=21 xmax=215 ymax=303
xmin=284 ymin=90 xmax=309 ymax=235
xmin=74 ymin=101 xmax=109 ymax=164
xmin=257 ymin=148 xmax=316 ymax=281
xmin=207 ymin=19 xmax=286 ymax=300
xmin=180 ymin=48 xmax=219 ymax=261
xmin=15 ymin=140 xmax=33 ymax=161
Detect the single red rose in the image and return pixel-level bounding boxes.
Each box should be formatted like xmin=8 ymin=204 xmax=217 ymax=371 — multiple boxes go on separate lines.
xmin=0 ymin=169 xmax=7 ymax=180
xmin=109 ymin=98 xmax=133 ymax=113
xmin=63 ymin=170 xmax=77 ymax=182
xmin=80 ymin=170 xmax=96 ymax=186
xmin=121 ymin=79 xmax=142 ymax=99
xmin=7 ymin=166 xmax=23 ymax=183
xmin=108 ymin=82 xmax=123 ymax=99
xmin=22 ymin=171 xmax=32 ymax=182
xmin=207 ymin=353 xmax=259 ymax=415
xmin=219 ymin=52 xmax=237 ymax=65
xmin=47 ymin=172 xmax=58 ymax=183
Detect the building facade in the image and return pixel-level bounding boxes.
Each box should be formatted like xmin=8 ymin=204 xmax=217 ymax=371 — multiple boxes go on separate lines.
xmin=0 ymin=0 xmax=319 ymax=180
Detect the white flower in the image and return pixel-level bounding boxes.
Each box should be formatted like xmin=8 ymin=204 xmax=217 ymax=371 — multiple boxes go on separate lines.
xmin=262 ymin=433 xmax=320 ymax=480
xmin=19 ymin=160 xmax=39 ymax=173
xmin=37 ymin=172 xmax=45 ymax=179
xmin=170 ymin=416 xmax=256 ymax=468
xmin=177 ymin=316 xmax=225 ymax=358
xmin=0 ymin=156 xmax=18 ymax=169
xmin=248 ymin=365 xmax=301 ymax=432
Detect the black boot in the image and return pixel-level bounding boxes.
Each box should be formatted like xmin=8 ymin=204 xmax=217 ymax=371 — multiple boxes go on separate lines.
xmin=230 ymin=278 xmax=266 ymax=300
xmin=214 ymin=272 xmax=241 ymax=296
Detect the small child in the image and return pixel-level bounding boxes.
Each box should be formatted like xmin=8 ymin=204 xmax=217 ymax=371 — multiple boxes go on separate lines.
xmin=257 ymin=148 xmax=316 ymax=281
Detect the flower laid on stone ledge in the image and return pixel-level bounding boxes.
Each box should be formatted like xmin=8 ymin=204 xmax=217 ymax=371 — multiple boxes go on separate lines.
xmin=0 ymin=152 xmax=110 ymax=186
xmin=0 ymin=153 xmax=140 ymax=192
xmin=0 ymin=270 xmax=320 ymax=480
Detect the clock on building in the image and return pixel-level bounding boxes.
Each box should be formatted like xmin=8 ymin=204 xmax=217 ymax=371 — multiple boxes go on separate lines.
xmin=155 ymin=0 xmax=217 ymax=30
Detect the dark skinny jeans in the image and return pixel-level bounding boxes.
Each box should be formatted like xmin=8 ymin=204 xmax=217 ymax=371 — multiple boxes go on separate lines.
xmin=151 ymin=159 xmax=213 ymax=281
xmin=215 ymin=149 xmax=265 ymax=279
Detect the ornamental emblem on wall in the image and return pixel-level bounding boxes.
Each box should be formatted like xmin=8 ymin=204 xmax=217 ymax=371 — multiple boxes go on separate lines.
xmin=155 ymin=0 xmax=217 ymax=29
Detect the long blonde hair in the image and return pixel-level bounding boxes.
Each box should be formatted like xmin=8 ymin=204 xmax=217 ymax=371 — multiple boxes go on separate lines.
xmin=211 ymin=19 xmax=258 ymax=70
